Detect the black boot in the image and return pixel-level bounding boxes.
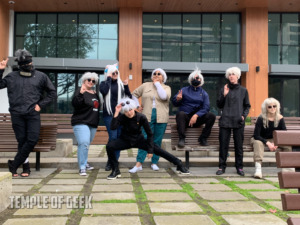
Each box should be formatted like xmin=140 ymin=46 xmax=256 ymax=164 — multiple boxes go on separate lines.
xmin=105 ymin=160 xmax=112 ymax=171
xmin=178 ymin=138 xmax=185 ymax=148
xmin=8 ymin=160 xmax=18 ymax=177
xmin=107 ymin=169 xmax=121 ymax=180
xmin=21 ymin=162 xmax=31 ymax=177
xmin=198 ymin=136 xmax=209 ymax=146
xmin=176 ymin=161 xmax=190 ymax=175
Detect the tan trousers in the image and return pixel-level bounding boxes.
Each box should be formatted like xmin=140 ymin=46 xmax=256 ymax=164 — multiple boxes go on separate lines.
xmin=251 ymin=137 xmax=292 ymax=163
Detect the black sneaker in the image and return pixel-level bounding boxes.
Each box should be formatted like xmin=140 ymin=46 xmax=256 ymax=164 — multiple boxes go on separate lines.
xmin=198 ymin=136 xmax=209 ymax=146
xmin=176 ymin=164 xmax=190 ymax=175
xmin=216 ymin=168 xmax=225 ymax=175
xmin=107 ymin=169 xmax=121 ymax=180
xmin=237 ymin=169 xmax=245 ymax=176
xmin=178 ymin=138 xmax=185 ymax=148
xmin=105 ymin=161 xmax=112 ymax=171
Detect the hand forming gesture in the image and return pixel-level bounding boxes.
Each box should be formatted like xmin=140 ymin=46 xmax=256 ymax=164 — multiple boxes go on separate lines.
xmin=0 ymin=58 xmax=8 ymax=70
xmin=224 ymin=84 xmax=229 ymax=96
xmin=135 ymin=105 xmax=143 ymax=113
xmin=80 ymin=85 xmax=87 ymax=94
xmin=176 ymin=90 xmax=183 ymax=101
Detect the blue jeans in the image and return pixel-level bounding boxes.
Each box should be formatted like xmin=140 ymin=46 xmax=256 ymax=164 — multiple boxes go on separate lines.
xmin=73 ymin=125 xmax=97 ymax=170
xmin=137 ymin=108 xmax=167 ymax=164
xmin=103 ymin=115 xmax=121 ymax=159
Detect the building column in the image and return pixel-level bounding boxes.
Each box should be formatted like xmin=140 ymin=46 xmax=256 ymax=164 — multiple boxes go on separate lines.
xmin=0 ymin=2 xmax=10 ymax=59
xmin=241 ymin=8 xmax=269 ymax=117
xmin=118 ymin=7 xmax=143 ymax=91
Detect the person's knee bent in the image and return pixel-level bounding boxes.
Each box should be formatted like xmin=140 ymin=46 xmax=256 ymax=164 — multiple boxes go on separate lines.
xmin=176 ymin=111 xmax=186 ymax=119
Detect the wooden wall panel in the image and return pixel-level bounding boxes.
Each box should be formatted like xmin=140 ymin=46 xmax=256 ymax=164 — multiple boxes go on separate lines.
xmin=242 ymin=8 xmax=268 ymax=117
xmin=118 ymin=7 xmax=143 ymax=92
xmin=0 ymin=2 xmax=9 ymax=59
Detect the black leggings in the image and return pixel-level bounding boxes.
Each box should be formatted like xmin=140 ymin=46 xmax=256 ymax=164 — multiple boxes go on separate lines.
xmin=106 ymin=138 xmax=180 ymax=170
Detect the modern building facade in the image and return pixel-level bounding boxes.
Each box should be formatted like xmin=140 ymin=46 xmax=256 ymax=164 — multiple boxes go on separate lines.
xmin=0 ymin=0 xmax=299 ymax=117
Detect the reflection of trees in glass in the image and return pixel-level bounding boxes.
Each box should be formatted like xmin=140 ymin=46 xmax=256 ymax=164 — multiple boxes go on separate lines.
xmin=20 ymin=21 xmax=97 ymax=59
xmin=57 ymin=73 xmax=75 ymax=114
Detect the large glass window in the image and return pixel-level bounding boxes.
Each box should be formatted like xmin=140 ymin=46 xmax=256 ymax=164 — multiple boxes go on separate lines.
xmin=15 ymin=13 xmax=118 ymax=60
xmin=142 ymin=13 xmax=241 ymax=63
xmin=269 ymin=76 xmax=300 ymax=116
xmin=268 ymin=13 xmax=300 ymax=64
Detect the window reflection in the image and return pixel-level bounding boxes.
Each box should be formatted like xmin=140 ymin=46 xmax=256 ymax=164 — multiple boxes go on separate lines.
xmin=268 ymin=13 xmax=300 ymax=64
xmin=142 ymin=13 xmax=241 ymax=63
xmin=15 ymin=13 xmax=118 ymax=60
xmin=269 ymin=77 xmax=300 ymax=116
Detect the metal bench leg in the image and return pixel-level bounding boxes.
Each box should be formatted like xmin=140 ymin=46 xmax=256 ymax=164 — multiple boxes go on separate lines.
xmin=36 ymin=152 xmax=40 ymax=171
xmin=185 ymin=151 xmax=189 ymax=169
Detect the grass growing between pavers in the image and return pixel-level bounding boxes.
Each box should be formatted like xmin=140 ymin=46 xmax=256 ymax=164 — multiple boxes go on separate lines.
xmin=218 ymin=177 xmax=296 ymax=222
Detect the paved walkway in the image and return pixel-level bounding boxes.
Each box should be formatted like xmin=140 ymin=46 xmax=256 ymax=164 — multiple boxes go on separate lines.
xmin=0 ymin=146 xmax=299 ymax=225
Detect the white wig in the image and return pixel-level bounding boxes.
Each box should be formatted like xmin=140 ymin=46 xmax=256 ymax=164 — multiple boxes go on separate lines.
xmin=260 ymin=97 xmax=282 ymax=128
xmin=119 ymin=97 xmax=136 ymax=114
xmin=151 ymin=68 xmax=167 ymax=83
xmin=81 ymin=72 xmax=99 ymax=84
xmin=188 ymin=68 xmax=204 ymax=86
xmin=103 ymin=63 xmax=125 ymax=115
xmin=225 ymin=67 xmax=241 ymax=80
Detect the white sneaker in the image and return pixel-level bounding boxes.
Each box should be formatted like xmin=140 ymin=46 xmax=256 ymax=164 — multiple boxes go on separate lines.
xmin=79 ymin=169 xmax=87 ymax=176
xmin=151 ymin=164 xmax=159 ymax=171
xmin=129 ymin=166 xmax=142 ymax=173
xmin=86 ymin=163 xmax=94 ymax=171
xmin=253 ymin=162 xmax=262 ymax=179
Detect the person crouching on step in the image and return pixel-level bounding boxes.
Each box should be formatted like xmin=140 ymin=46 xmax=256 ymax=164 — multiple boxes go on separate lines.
xmin=106 ymin=97 xmax=190 ymax=180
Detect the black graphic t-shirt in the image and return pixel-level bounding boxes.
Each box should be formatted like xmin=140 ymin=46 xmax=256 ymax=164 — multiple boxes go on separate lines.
xmin=71 ymin=88 xmax=100 ymax=128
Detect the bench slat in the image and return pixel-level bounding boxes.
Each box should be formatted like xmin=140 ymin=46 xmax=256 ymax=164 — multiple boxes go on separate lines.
xmin=288 ymin=218 xmax=300 ymax=225
xmin=281 ymin=194 xmax=300 ymax=211
xmin=273 ymin=130 xmax=300 ymax=146
xmin=278 ymin=172 xmax=300 ymax=189
xmin=276 ymin=152 xmax=300 ymax=168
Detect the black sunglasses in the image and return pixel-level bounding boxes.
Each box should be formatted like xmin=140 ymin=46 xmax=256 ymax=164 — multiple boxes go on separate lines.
xmin=121 ymin=101 xmax=130 ymax=107
xmin=112 ymin=71 xmax=118 ymax=76
xmin=194 ymin=77 xmax=200 ymax=80
xmin=153 ymin=73 xmax=161 ymax=76
xmin=87 ymin=79 xmax=96 ymax=84
xmin=268 ymin=105 xmax=277 ymax=109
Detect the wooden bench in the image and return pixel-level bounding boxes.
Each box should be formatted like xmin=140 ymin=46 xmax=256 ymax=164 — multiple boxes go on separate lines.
xmin=171 ymin=123 xmax=255 ymax=168
xmin=273 ymin=130 xmax=300 ymax=225
xmin=0 ymin=120 xmax=57 ymax=171
xmin=171 ymin=116 xmax=300 ymax=168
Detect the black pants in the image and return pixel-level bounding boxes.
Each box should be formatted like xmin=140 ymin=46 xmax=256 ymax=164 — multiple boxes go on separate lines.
xmin=218 ymin=127 xmax=244 ymax=170
xmin=176 ymin=111 xmax=216 ymax=139
xmin=106 ymin=138 xmax=181 ymax=170
xmin=11 ymin=112 xmax=41 ymax=169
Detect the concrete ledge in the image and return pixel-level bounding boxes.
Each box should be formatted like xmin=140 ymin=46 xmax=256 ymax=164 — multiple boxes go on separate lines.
xmin=0 ymin=172 xmax=12 ymax=213
xmin=45 ymin=139 xmax=73 ymax=157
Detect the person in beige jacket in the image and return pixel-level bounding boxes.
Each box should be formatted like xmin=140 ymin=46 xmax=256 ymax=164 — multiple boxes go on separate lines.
xmin=129 ymin=68 xmax=171 ymax=173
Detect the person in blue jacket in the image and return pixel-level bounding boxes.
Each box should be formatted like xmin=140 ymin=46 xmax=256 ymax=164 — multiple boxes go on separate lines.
xmin=172 ymin=69 xmax=216 ymax=148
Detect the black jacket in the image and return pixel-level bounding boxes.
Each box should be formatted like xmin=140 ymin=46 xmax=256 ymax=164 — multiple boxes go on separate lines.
xmin=0 ymin=69 xmax=56 ymax=114
xmin=217 ymin=83 xmax=251 ymax=128
xmin=110 ymin=112 xmax=154 ymax=153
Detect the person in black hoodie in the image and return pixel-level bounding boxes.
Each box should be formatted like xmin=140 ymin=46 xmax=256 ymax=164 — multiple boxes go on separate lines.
xmin=105 ymin=97 xmax=190 ymax=180
xmin=100 ymin=64 xmax=132 ymax=171
xmin=0 ymin=50 xmax=56 ymax=177
xmin=216 ymin=67 xmax=251 ymax=176
xmin=72 ymin=72 xmax=100 ymax=176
